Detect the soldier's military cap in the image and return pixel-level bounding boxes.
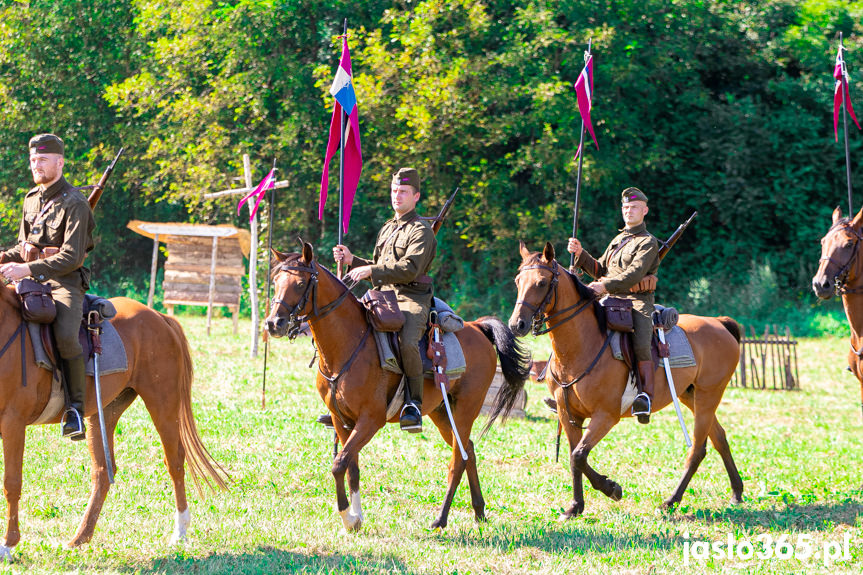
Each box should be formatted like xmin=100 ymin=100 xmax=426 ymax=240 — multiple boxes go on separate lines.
xmin=29 ymin=134 xmax=64 ymax=156
xmin=621 ymin=187 xmax=647 ymax=204
xmin=391 ymin=167 xmax=420 ymax=193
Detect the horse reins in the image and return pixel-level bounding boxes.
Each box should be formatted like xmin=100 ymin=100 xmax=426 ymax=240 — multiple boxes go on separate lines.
xmin=820 ymin=221 xmax=863 ymax=295
xmin=516 ymin=259 xmax=595 ymax=336
xmin=270 ymin=259 xmax=363 ymax=429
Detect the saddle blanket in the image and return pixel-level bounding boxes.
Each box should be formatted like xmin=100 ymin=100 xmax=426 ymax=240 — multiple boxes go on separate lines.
xmin=373 ymin=329 xmax=467 ymax=378
xmin=610 ymin=325 xmax=696 ymax=368
xmin=27 ymin=319 xmax=128 ymax=376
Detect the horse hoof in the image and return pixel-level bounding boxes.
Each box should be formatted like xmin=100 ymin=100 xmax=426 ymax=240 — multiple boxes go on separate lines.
xmin=660 ymin=500 xmax=678 ymax=512
xmin=339 ymin=509 xmax=363 ymax=532
xmin=430 ymin=518 xmax=447 ymax=530
xmin=610 ymin=483 xmax=623 ymax=501
xmin=558 ymin=504 xmax=584 ymax=521
xmin=0 ymin=545 xmax=13 ymax=562
xmin=730 ymin=492 xmax=744 ymax=505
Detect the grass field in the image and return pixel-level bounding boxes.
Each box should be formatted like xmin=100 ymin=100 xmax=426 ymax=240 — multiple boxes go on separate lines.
xmin=0 ymin=315 xmax=861 ymax=574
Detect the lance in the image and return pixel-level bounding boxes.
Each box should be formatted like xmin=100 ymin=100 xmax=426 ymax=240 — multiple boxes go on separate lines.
xmin=570 ymin=38 xmax=592 ymax=271
xmin=839 ymin=33 xmax=855 ymax=216
xmin=262 ymin=158 xmax=277 ymax=409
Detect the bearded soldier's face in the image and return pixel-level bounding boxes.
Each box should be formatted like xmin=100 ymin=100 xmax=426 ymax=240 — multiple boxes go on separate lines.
xmin=30 ymin=152 xmax=64 ymax=186
xmin=622 ymin=200 xmax=648 ymax=227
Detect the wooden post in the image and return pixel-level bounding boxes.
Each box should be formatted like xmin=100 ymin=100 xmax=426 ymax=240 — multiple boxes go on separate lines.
xmin=244 ymin=154 xmax=260 ymax=357
xmin=206 ymin=236 xmax=219 ymax=336
xmin=147 ymin=233 xmax=159 ymax=309
xmin=740 ymin=329 xmax=747 ymax=388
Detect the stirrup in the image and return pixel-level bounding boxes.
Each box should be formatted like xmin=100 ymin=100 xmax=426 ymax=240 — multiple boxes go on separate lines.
xmin=316 ymin=413 xmax=335 ymax=430
xmin=631 ymin=392 xmax=651 ymax=424
xmin=399 ymin=402 xmax=422 ymax=433
xmin=62 ymin=408 xmax=86 ymax=440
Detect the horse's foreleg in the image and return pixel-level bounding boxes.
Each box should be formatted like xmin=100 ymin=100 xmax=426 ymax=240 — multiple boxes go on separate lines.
xmin=0 ymin=421 xmax=25 ymax=560
xmin=571 ymin=411 xmax=623 ymax=502
xmin=559 ymin=414 xmax=585 ymax=520
xmin=427 ymin=407 xmax=477 ymax=529
xmin=68 ymin=388 xmax=137 ymax=548
xmin=332 ymin=420 xmax=378 ymax=532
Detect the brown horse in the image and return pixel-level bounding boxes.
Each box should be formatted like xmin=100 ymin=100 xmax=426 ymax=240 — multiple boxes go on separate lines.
xmin=0 ymin=286 xmax=227 ymax=558
xmin=265 ymin=242 xmax=531 ymax=531
xmin=508 ymin=242 xmax=743 ymax=517
xmin=812 ymin=207 xmax=863 ymax=418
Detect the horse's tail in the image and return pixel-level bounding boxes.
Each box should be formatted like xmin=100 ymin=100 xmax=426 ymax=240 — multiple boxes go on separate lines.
xmin=474 ymin=316 xmax=532 ymax=438
xmin=161 ymin=314 xmax=230 ymax=496
xmin=716 ymin=316 xmax=742 ymax=343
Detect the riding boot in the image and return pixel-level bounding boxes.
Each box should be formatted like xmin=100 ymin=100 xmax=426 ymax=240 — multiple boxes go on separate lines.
xmin=631 ymin=360 xmax=655 ymax=425
xmin=61 ymin=354 xmax=87 ymax=441
xmin=399 ymin=376 xmax=423 ymax=433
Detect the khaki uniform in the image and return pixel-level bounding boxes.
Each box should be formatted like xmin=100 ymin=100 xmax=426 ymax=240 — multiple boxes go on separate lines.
xmin=352 ymin=208 xmax=437 ymax=403
xmin=576 ymin=222 xmax=659 ymax=361
xmin=0 ymin=176 xmax=95 ymax=358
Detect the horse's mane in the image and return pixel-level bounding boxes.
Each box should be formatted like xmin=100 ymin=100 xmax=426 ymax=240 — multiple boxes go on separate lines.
xmin=520 ymin=252 xmax=606 ymax=333
xmin=0 ymin=283 xmax=18 ymax=310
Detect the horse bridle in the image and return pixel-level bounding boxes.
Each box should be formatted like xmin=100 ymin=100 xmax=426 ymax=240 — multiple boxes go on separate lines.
xmin=271 ymin=260 xmax=352 ymax=340
xmin=820 ymin=221 xmax=863 ymax=295
xmin=515 ymin=259 xmax=595 ymax=336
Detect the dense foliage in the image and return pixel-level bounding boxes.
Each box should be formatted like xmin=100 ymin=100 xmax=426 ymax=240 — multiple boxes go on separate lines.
xmin=1 ymin=0 xmax=861 ymax=332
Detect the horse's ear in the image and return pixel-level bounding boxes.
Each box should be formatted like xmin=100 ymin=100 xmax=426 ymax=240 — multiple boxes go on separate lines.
xmin=542 ymin=241 xmax=555 ymax=263
xmin=833 ymin=206 xmax=843 ymax=224
xmin=301 ymin=241 xmax=315 ymax=264
xmin=519 ymin=240 xmax=531 ymax=260
xmin=852 ymin=208 xmax=863 ymax=229
xmin=270 ymin=248 xmax=289 ymax=262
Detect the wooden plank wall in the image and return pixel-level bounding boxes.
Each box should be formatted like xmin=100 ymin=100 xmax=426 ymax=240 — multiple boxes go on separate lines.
xmin=162 ymin=236 xmax=244 ymax=307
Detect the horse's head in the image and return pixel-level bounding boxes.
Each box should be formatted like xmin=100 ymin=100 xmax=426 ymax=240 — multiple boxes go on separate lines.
xmin=265 ymin=241 xmax=318 ymax=339
xmin=812 ymin=207 xmax=863 ymax=299
xmin=509 ymin=241 xmax=560 ymax=337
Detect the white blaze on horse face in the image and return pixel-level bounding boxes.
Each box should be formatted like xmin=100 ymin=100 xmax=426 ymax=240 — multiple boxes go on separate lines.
xmin=170 ymin=507 xmax=191 ymax=545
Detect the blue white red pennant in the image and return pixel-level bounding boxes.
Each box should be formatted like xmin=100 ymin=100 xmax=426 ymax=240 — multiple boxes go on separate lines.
xmin=834 ymin=43 xmax=861 ymax=141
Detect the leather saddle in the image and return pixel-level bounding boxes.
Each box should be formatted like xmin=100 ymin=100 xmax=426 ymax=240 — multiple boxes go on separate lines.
xmin=38 ymin=294 xmax=117 ymax=369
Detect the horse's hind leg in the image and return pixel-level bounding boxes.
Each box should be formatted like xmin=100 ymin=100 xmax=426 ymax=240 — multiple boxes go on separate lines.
xmin=677 ymin=390 xmax=743 ymax=505
xmin=662 ymin=387 xmax=723 ymax=510
xmin=427 ymin=407 xmax=479 ymax=529
xmin=137 ymin=389 xmax=192 ymax=544
xmin=68 ymin=388 xmax=137 ymax=548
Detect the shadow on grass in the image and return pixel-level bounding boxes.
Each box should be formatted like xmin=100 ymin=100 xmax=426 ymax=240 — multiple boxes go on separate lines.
xmin=437 ymin=517 xmax=685 ymax=555
xmin=672 ymin=499 xmax=863 ymax=531
xmin=116 ymin=546 xmax=417 ymax=574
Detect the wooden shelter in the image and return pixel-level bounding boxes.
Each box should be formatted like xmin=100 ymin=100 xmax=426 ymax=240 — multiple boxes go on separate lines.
xmin=127 ymin=221 xmax=250 ymax=335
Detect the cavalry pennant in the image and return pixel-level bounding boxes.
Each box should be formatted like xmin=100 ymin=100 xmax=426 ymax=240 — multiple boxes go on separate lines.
xmin=834 ymin=43 xmax=861 ymax=141
xmin=573 ymin=53 xmax=599 ymax=160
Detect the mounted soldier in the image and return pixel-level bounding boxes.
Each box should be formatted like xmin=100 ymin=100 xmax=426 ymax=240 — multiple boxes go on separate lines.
xmin=0 ymin=133 xmax=94 ymax=440
xmin=333 ymin=167 xmax=437 ymax=432
xmin=567 ymin=187 xmax=659 ymax=422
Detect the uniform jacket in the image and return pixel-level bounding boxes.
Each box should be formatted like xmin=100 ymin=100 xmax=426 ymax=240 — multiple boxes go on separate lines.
xmin=0 ymin=176 xmax=95 ymax=289
xmin=351 ymin=209 xmax=437 ymax=301
xmin=576 ymin=222 xmax=659 ymax=309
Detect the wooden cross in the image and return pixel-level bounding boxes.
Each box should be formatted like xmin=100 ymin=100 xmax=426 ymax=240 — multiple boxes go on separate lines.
xmin=204 ymin=154 xmax=291 ymax=358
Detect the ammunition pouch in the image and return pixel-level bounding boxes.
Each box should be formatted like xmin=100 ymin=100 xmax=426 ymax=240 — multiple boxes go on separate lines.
xmin=16 ymin=278 xmax=56 ymax=324
xmin=361 ymin=289 xmax=405 ymax=332
xmin=20 ymin=242 xmax=60 ymax=263
xmin=602 ymin=297 xmax=634 ymax=333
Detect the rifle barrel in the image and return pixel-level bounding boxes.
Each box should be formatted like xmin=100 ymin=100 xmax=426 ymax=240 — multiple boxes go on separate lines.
xmin=87 ymin=147 xmax=125 ymax=210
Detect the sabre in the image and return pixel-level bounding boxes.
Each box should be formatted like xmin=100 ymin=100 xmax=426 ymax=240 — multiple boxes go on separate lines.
xmin=429 ymin=318 xmax=467 ymax=461
xmin=654 ymin=313 xmax=692 ymax=449
xmin=88 ymin=311 xmax=114 ymax=483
